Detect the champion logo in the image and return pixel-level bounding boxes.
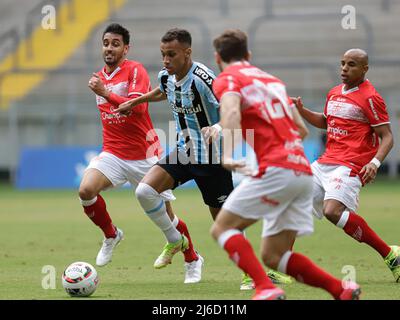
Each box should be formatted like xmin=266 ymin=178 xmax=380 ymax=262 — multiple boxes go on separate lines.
xmin=261 ymin=196 xmax=280 ymax=206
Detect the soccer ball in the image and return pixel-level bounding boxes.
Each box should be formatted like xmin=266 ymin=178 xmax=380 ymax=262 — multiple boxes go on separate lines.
xmin=61 ymin=262 xmax=99 ymax=297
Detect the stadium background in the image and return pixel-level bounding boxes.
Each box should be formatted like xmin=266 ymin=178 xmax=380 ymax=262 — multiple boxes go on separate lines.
xmin=0 ymin=0 xmax=399 ymax=300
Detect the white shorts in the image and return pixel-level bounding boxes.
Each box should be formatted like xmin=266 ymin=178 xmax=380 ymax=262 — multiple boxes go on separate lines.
xmin=86 ymin=151 xmax=175 ymax=201
xmin=311 ymin=162 xmax=361 ymax=219
xmin=223 ymin=167 xmax=314 ymax=238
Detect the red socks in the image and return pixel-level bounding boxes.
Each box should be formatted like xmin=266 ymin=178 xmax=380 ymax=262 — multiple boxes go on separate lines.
xmin=223 ymin=233 xmax=275 ymax=291
xmin=286 ymin=252 xmax=343 ymax=299
xmin=82 ymin=194 xmax=116 ymax=238
xmin=342 ymin=211 xmax=391 ymax=258
xmin=176 ymin=219 xmax=198 ymax=263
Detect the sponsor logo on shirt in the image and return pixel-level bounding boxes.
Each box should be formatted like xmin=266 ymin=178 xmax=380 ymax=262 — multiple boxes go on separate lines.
xmin=193 ymin=66 xmax=213 ymax=86
xmin=171 ymin=103 xmax=202 ymax=114
xmin=327 ymin=120 xmax=348 ymax=136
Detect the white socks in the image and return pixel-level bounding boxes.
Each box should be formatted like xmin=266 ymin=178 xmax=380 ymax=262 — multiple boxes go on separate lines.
xmin=79 ymin=196 xmax=97 ymax=206
xmin=217 ymin=229 xmax=242 ymax=248
xmin=336 ymin=210 xmax=350 ymax=229
xmin=277 ymin=250 xmax=293 ymax=274
xmin=136 ymin=183 xmax=181 ymax=243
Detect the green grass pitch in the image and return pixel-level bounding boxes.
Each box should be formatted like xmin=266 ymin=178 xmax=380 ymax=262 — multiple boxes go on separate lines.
xmin=0 ymin=179 xmax=399 ymax=300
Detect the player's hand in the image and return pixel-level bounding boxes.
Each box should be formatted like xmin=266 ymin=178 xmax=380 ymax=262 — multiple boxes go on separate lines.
xmin=291 ymin=96 xmax=304 ymax=110
xmin=222 ymin=158 xmax=253 ymax=176
xmin=88 ymin=73 xmax=108 ymax=97
xmin=360 ymin=162 xmax=378 ymax=184
xmin=201 ymin=126 xmax=220 ymax=144
xmin=114 ymin=100 xmax=135 ymax=115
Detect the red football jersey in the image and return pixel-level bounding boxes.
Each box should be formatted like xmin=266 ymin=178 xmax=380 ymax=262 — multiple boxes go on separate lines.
xmin=95 ymin=59 xmax=160 ymax=160
xmin=318 ymin=79 xmax=390 ymax=175
xmin=213 ymin=61 xmax=312 ymax=176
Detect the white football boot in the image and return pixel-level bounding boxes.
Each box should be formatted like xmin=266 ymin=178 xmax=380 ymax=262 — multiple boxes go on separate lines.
xmin=96 ymin=228 xmax=124 ymax=266
xmin=184 ymin=254 xmax=204 ymax=284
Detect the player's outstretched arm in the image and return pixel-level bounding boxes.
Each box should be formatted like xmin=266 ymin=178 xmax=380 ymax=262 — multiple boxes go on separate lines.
xmin=360 ymin=124 xmax=393 ymax=184
xmin=291 ymin=96 xmax=327 ymax=129
xmin=220 ymin=94 xmax=253 ymax=175
xmin=115 ymin=87 xmax=166 ymax=115
xmin=292 ymin=107 xmax=309 ymax=140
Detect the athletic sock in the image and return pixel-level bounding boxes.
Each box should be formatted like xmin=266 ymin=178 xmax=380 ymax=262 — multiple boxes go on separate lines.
xmin=279 ymin=251 xmax=343 ymax=299
xmin=173 ymin=216 xmax=198 ymax=262
xmin=218 ymin=229 xmax=275 ymax=291
xmin=337 ymin=210 xmax=391 ymax=258
xmin=80 ymin=194 xmax=116 ymax=238
xmin=136 ymin=183 xmax=181 ymax=243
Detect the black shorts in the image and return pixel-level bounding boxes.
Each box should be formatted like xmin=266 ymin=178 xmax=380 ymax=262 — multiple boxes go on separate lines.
xmin=157 ymin=149 xmax=234 ymax=208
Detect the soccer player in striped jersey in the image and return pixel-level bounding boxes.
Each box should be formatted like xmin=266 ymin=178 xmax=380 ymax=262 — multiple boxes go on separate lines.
xmin=116 ymin=28 xmax=292 ymax=288
xmin=116 ymin=28 xmax=231 ymax=284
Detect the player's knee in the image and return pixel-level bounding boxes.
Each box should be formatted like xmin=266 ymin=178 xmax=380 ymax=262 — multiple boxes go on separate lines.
xmin=78 ymin=185 xmax=97 ymax=200
xmin=209 ymin=223 xmax=221 ymax=241
xmin=323 ymin=205 xmax=343 ymax=224
xmin=261 ymin=253 xmax=281 ymax=270
xmin=135 ymin=182 xmax=156 ymax=202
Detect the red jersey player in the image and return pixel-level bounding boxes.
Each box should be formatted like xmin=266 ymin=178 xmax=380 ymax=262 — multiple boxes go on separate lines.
xmin=293 ymin=48 xmax=400 ymax=282
xmin=81 ymin=24 xmax=201 ymax=283
xmin=210 ymin=29 xmax=361 ymax=300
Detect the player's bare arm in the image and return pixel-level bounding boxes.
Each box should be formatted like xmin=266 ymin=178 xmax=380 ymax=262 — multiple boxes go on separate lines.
xmin=360 ymin=124 xmax=394 ymax=184
xmin=115 ymin=87 xmax=166 ymax=115
xmin=220 ymin=94 xmax=252 ymax=175
xmin=292 ymin=107 xmax=309 ymax=140
xmin=291 ymin=96 xmax=327 ymax=129
xmin=88 ymin=73 xmax=109 ymax=98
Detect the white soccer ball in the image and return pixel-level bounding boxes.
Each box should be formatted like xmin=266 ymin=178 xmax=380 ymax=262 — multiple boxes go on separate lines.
xmin=61 ymin=262 xmax=99 ymax=297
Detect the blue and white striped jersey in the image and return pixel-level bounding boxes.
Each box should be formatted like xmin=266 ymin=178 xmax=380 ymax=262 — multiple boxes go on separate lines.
xmin=158 ymin=61 xmax=221 ymax=164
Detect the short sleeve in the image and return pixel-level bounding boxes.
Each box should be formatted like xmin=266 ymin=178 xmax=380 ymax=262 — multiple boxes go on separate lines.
xmin=212 ymin=74 xmax=242 ymax=102
xmin=365 ymin=94 xmax=390 ymax=126
xmin=193 ymin=76 xmax=219 ymax=110
xmin=323 ymin=88 xmax=336 ymax=118
xmin=157 ymin=69 xmax=169 ymax=93
xmin=128 ymin=63 xmax=151 ymax=98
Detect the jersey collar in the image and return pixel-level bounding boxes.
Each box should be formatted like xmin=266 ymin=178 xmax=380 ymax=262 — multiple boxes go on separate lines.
xmin=341 ymin=79 xmax=368 ymax=95
xmin=175 ymin=62 xmax=196 ymax=87
xmin=102 ymin=59 xmax=127 ymax=80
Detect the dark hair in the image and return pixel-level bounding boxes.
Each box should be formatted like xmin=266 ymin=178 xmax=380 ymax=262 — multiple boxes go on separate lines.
xmin=103 ymin=23 xmax=130 ymax=45
xmin=161 ymin=28 xmax=192 ymax=46
xmin=213 ymin=29 xmax=248 ymax=63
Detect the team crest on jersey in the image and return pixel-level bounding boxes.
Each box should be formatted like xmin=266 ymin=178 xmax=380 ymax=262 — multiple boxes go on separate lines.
xmin=174 ymin=90 xmax=195 ymax=102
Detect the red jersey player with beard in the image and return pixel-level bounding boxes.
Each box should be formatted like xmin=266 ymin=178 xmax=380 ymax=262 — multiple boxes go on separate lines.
xmin=210 ymin=29 xmax=361 ymax=300
xmin=293 ymin=48 xmax=400 ymax=283
xmin=81 ymin=24 xmax=201 ymax=283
